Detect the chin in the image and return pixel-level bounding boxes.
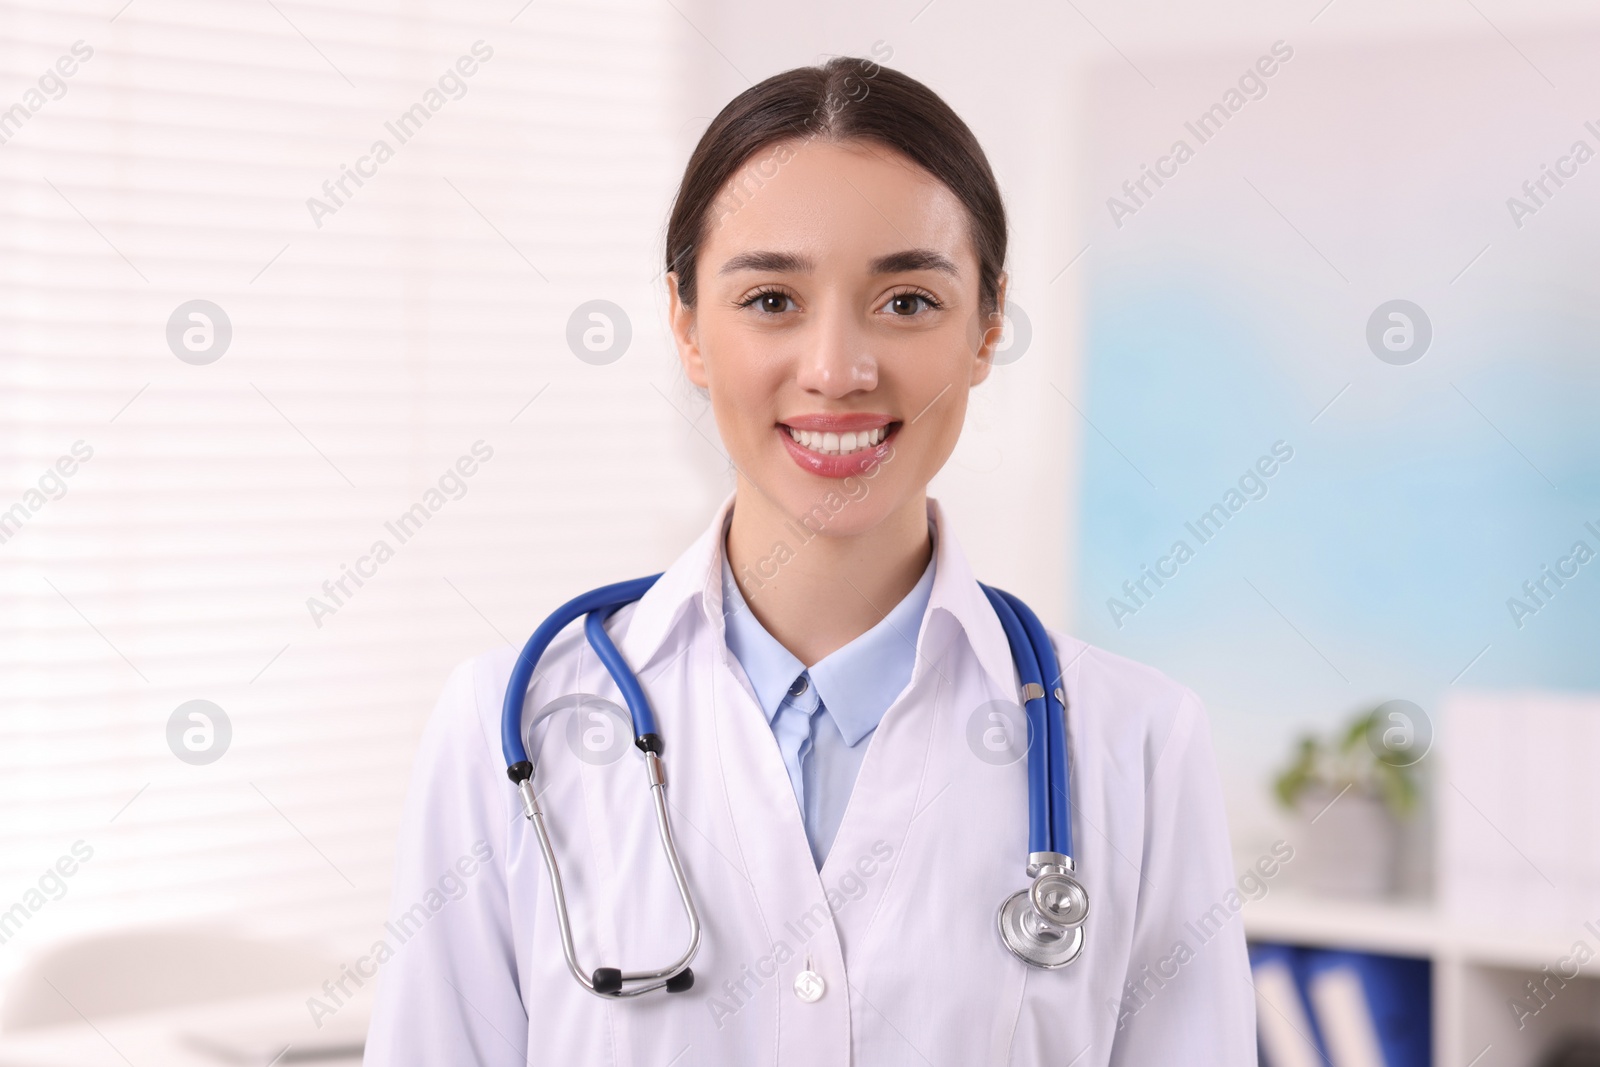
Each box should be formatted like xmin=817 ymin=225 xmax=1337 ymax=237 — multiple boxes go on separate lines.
xmin=775 ymin=475 xmax=909 ymax=538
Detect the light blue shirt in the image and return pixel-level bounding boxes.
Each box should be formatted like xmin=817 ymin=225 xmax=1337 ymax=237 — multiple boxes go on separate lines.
xmin=720 ymin=538 xmax=936 ymax=868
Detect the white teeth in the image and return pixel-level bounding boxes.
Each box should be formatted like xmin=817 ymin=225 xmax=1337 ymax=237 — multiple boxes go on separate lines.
xmin=785 ymin=425 xmax=889 ymax=455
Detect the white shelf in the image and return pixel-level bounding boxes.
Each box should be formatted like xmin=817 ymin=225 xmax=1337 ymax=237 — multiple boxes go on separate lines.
xmin=1244 ymin=892 xmax=1438 ymax=958
xmin=1243 ymin=693 xmax=1600 ymax=1066
xmin=1244 ymin=891 xmax=1600 ymax=1067
xmin=1244 ymin=891 xmax=1600 ymax=975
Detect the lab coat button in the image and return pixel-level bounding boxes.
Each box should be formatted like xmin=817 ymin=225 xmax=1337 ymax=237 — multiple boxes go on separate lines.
xmin=793 ymin=969 xmax=825 ymax=1002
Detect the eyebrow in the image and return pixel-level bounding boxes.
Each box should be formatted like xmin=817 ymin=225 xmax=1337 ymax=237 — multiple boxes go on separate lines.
xmin=717 ymin=248 xmax=960 ymax=277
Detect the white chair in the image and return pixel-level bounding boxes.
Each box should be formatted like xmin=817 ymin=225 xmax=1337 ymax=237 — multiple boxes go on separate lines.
xmin=1 ymin=925 xmax=337 ymax=1033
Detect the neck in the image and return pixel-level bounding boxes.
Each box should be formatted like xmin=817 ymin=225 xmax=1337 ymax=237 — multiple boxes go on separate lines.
xmin=725 ymin=480 xmax=933 ymax=668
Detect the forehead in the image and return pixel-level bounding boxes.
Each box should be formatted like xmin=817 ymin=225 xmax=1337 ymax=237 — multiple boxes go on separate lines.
xmin=700 ymin=138 xmax=974 ymax=273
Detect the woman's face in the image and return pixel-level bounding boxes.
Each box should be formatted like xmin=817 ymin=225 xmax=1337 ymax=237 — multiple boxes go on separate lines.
xmin=667 ymin=137 xmax=1004 ymax=536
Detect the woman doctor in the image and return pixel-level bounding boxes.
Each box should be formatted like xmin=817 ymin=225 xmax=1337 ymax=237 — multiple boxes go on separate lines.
xmin=364 ymin=57 xmax=1255 ymax=1066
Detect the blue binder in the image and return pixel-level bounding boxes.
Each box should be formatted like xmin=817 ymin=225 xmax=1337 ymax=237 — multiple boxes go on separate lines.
xmin=1301 ymin=950 xmax=1430 ymax=1067
xmin=1250 ymin=942 xmax=1327 ymax=1067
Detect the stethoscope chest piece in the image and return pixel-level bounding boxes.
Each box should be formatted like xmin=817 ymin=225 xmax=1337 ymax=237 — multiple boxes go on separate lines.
xmin=998 ymin=887 xmax=1085 ymax=969
xmin=1030 ymin=869 xmax=1089 ymax=928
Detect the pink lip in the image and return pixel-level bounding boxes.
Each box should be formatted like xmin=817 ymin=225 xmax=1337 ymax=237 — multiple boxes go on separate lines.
xmin=777 ymin=417 xmax=899 ymax=479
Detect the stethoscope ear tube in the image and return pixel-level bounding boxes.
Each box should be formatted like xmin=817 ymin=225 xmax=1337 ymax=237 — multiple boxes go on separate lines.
xmin=991 ymin=588 xmax=1074 ymax=860
xmin=583 ymin=606 xmax=660 ymax=740
xmin=499 ymin=573 xmax=702 ymax=998
xmin=524 ymin=754 xmax=701 ymax=998
xmin=979 ymin=585 xmax=1059 ymax=855
xmin=500 ymin=574 xmax=663 ymax=770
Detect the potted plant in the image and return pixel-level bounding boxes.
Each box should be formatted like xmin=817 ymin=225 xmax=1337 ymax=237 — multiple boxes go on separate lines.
xmin=1272 ymin=705 xmax=1421 ymax=898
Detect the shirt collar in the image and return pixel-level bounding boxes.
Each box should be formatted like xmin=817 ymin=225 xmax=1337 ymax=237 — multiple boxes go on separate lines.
xmin=719 ymin=532 xmax=937 ymax=745
xmin=615 ymin=490 xmax=1019 ymax=704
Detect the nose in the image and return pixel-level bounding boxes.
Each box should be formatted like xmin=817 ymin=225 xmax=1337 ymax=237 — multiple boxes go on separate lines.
xmin=793 ymin=297 xmax=877 ymax=398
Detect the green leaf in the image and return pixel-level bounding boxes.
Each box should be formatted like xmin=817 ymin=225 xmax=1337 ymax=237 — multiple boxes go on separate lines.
xmin=1270 ymin=706 xmax=1419 ymax=819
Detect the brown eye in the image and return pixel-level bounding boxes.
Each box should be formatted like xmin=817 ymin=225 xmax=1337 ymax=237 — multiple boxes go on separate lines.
xmin=885 ymin=292 xmax=939 ymax=316
xmin=740 ymin=289 xmax=794 ymax=314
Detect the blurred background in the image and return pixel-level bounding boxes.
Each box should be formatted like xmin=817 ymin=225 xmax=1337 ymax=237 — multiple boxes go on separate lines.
xmin=2 ymin=0 xmax=1598 ymax=1064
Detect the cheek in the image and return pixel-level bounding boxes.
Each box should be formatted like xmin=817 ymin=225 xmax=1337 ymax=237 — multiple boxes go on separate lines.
xmin=886 ymin=336 xmax=974 ymax=437
xmin=702 ymin=330 xmax=783 ymax=440
xmin=912 ymin=393 xmax=969 ymax=473
xmin=711 ymin=386 xmax=767 ymax=447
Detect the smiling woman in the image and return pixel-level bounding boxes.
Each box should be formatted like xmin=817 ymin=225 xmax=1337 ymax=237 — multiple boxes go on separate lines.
xmin=663 ymin=58 xmax=1011 ymax=663
xmin=366 ymin=56 xmax=1252 ymax=1067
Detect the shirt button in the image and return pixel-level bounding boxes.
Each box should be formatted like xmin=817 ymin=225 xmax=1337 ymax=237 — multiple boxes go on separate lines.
xmin=793 ymin=969 xmax=825 ymax=1002
xmin=788 ymin=674 xmax=809 ymax=697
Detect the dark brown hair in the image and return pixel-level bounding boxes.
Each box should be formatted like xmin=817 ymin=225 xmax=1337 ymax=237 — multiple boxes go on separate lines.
xmin=665 ymin=56 xmax=1008 ymax=317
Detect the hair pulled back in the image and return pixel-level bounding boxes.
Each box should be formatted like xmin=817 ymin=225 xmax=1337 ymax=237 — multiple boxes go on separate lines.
xmin=665 ymin=56 xmax=1008 ymax=317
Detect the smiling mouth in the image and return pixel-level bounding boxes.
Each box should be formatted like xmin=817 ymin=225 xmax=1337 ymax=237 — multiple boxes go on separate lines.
xmin=781 ymin=423 xmax=898 ymax=456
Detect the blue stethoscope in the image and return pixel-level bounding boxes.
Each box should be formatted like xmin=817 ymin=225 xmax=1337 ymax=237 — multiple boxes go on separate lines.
xmin=500 ymin=574 xmax=1088 ymax=1000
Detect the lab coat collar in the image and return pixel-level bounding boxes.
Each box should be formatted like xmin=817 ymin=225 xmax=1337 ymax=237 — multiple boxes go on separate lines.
xmin=615 ymin=490 xmax=1018 ymax=702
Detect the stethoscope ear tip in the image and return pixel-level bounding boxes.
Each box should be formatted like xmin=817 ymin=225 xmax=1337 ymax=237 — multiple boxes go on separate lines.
xmin=590 ymin=966 xmax=695 ymax=996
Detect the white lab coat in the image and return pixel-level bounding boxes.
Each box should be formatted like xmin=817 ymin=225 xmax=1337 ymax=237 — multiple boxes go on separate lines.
xmin=363 ymin=494 xmax=1256 ymax=1066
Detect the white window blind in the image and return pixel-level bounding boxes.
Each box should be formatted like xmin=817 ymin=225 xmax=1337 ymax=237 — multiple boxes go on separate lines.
xmin=0 ymin=0 xmax=720 ymax=979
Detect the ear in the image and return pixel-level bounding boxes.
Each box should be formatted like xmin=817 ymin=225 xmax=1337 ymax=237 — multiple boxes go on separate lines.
xmin=666 ymin=270 xmax=709 ymax=388
xmin=969 ymin=270 xmax=1009 ymax=387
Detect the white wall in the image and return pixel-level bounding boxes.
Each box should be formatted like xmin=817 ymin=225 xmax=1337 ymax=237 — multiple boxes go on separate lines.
xmin=0 ymin=0 xmax=706 ymax=982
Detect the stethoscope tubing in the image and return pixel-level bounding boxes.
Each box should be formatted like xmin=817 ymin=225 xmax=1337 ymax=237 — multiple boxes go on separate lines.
xmin=978 ymin=584 xmax=1074 ymax=860
xmin=500 ymin=573 xmax=663 ymax=771
xmin=501 ymin=570 xmax=698 ymax=998
xmin=503 ymin=575 xmax=1076 ymax=858
xmin=996 ymin=587 xmax=1073 ymax=861
xmin=499 ymin=571 xmax=1084 ymax=984
xmin=978 ymin=585 xmax=1052 ymax=855
xmin=584 ymin=602 xmax=660 ymax=738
